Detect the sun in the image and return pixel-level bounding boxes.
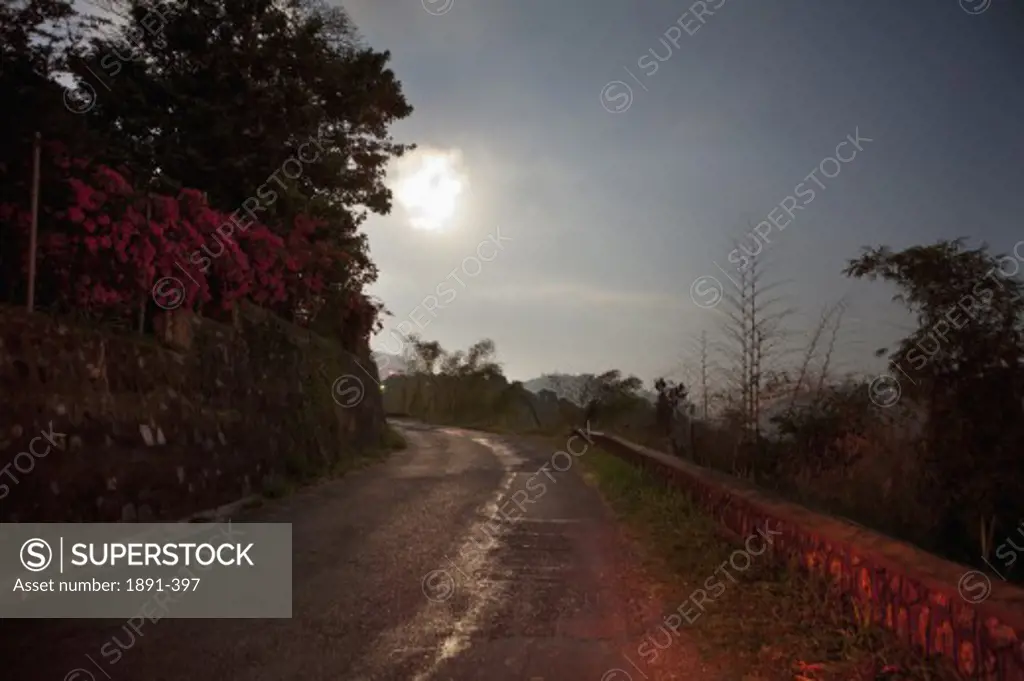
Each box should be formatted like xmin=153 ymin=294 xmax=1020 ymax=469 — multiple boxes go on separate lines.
xmin=392 ymin=148 xmax=467 ymax=231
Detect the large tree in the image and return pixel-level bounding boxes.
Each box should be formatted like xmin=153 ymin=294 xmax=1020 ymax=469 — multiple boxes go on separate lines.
xmin=0 ymin=0 xmax=104 ymax=301
xmin=78 ymin=0 xmax=412 ymax=221
xmin=79 ymin=0 xmax=410 ymax=325
xmin=545 ymin=370 xmax=641 ymax=425
xmin=2 ymin=0 xmax=412 ymax=341
xmin=845 ymin=239 xmax=1024 ymax=561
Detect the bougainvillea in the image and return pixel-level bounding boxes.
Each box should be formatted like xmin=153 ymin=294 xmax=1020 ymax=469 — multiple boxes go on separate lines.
xmin=0 ymin=141 xmax=378 ymax=341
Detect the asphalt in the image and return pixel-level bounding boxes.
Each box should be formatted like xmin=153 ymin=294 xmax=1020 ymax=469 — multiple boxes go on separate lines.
xmin=0 ymin=421 xmax=721 ymax=681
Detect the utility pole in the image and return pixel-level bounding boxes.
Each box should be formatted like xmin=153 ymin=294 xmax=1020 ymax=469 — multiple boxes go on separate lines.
xmin=27 ymin=132 xmax=41 ymax=312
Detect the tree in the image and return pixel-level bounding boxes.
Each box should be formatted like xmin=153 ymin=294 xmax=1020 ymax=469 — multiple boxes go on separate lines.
xmin=0 ymin=0 xmax=103 ymax=157
xmin=767 ymin=378 xmax=875 ymax=479
xmin=0 ymin=0 xmax=409 ymax=347
xmin=0 ymin=0 xmax=106 ymax=303
xmin=717 ymin=248 xmax=793 ymax=444
xmin=545 ymin=370 xmax=640 ymax=415
xmin=66 ymin=0 xmax=413 ymax=330
xmin=79 ymin=0 xmax=412 ymax=217
xmin=395 ymin=336 xmax=508 ymax=422
xmin=654 ymin=377 xmax=688 ymax=436
xmin=570 ymin=370 xmax=642 ymax=425
xmin=458 ymin=338 xmax=503 ymax=380
xmin=698 ymin=330 xmax=709 ymax=420
xmin=786 ymin=299 xmax=847 ymax=414
xmin=845 ymin=238 xmax=1024 ymax=562
xmin=404 ymin=334 xmax=444 ymax=374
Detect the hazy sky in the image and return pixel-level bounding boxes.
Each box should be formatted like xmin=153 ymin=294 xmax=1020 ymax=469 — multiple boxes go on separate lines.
xmin=344 ymin=0 xmax=1024 ymax=386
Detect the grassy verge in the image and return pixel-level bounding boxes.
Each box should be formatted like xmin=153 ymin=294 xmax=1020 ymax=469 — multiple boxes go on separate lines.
xmin=259 ymin=424 xmax=409 ymax=500
xmin=380 ymin=425 xmax=409 ymax=451
xmin=580 ymin=447 xmax=960 ymax=681
xmin=329 ymin=424 xmax=408 ymax=477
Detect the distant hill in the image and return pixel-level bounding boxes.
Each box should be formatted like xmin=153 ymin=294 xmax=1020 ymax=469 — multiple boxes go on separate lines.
xmin=523 ymin=373 xmax=656 ymax=404
xmin=372 ymin=352 xmax=408 ymax=377
xmin=521 ymin=374 xmax=565 ymax=395
xmin=376 ymin=363 xmax=657 ymax=403
xmin=637 ymin=388 xmax=658 ymax=403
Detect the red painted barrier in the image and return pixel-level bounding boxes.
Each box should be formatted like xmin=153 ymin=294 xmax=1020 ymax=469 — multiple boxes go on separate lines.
xmin=590 ymin=431 xmax=1024 ymax=680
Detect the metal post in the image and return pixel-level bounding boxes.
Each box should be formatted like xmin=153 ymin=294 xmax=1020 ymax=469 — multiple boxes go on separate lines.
xmin=27 ymin=132 xmax=41 ymax=312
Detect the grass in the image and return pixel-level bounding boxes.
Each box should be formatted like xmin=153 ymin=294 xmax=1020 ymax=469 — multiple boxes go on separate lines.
xmin=328 ymin=425 xmax=408 ymax=477
xmin=381 ymin=425 xmax=409 ymax=451
xmin=260 ymin=425 xmax=409 ymax=500
xmin=259 ymin=473 xmax=292 ymax=499
xmin=580 ymin=447 xmax=961 ymax=681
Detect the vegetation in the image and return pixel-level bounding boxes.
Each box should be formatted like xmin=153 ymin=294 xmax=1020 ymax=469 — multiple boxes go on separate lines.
xmin=8 ymin=1 xmax=1019 ymax=666
xmin=580 ymin=447 xmax=959 ymax=681
xmin=384 ymin=335 xmax=563 ymax=432
xmin=0 ymin=0 xmax=411 ymax=346
xmin=1 ymin=0 xmax=412 ymax=505
xmin=845 ymin=240 xmax=1024 ymax=566
xmin=393 ymin=239 xmax=1024 ymax=585
xmin=383 ymin=334 xmax=660 ymax=435
xmin=386 ymin=245 xmax=1008 ymax=672
xmin=684 ymin=240 xmax=1024 ymax=578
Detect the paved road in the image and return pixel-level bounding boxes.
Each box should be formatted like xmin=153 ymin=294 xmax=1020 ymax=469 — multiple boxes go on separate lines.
xmin=1 ymin=422 xmax=719 ymax=680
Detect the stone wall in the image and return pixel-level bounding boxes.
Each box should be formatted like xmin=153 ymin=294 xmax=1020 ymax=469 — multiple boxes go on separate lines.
xmin=0 ymin=304 xmax=385 ymax=522
xmin=591 ymin=431 xmax=1024 ymax=681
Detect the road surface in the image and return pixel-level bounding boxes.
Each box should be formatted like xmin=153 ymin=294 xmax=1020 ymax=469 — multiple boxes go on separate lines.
xmin=1 ymin=422 xmax=721 ymax=680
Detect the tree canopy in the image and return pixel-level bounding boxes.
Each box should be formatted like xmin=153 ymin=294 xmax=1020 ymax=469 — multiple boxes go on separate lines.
xmin=0 ymin=0 xmax=412 ymax=346
xmin=402 ymin=334 xmax=504 ymax=381
xmin=845 ymin=239 xmax=1024 ymax=559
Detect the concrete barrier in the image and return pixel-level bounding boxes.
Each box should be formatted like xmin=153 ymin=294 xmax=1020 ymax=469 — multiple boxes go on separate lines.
xmin=589 ymin=430 xmax=1024 ymax=680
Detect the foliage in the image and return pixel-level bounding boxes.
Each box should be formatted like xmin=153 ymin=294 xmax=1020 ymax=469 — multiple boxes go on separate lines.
xmin=0 ymin=0 xmax=411 ymax=346
xmin=0 ymin=142 xmax=379 ymax=333
xmin=845 ymin=239 xmax=1024 ymax=561
xmin=0 ymin=0 xmax=104 ymax=160
xmin=654 ymin=377 xmax=688 ymax=436
xmin=765 ymin=380 xmax=876 ymax=479
xmin=542 ymin=370 xmax=643 ymax=425
xmin=408 ymin=337 xmax=445 ymax=374
xmin=0 ymin=0 xmax=101 ymax=300
xmin=656 ymin=239 xmax=1024 ymax=573
xmin=385 ymin=337 xmax=591 ymax=432
xmin=845 ymin=239 xmax=1024 ymax=387
xmin=74 ymin=0 xmax=411 ymax=297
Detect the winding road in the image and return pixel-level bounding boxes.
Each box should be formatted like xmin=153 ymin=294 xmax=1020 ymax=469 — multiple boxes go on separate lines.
xmin=1 ymin=422 xmax=720 ymax=680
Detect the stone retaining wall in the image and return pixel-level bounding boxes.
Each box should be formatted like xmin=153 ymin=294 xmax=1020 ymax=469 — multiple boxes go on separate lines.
xmin=592 ymin=431 xmax=1024 ymax=681
xmin=0 ymin=304 xmax=385 ymax=522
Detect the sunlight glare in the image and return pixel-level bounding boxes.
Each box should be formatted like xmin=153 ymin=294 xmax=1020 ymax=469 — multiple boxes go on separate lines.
xmin=393 ymin=148 xmax=467 ymax=231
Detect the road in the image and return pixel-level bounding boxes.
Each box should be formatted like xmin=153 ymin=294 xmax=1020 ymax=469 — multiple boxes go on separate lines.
xmin=1 ymin=422 xmax=720 ymax=680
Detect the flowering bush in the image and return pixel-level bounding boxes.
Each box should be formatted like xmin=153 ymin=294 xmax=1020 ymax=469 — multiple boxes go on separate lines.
xmin=0 ymin=142 xmax=377 ymax=340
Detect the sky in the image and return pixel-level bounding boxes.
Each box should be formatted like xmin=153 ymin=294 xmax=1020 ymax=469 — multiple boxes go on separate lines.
xmin=342 ymin=0 xmax=1024 ymax=387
